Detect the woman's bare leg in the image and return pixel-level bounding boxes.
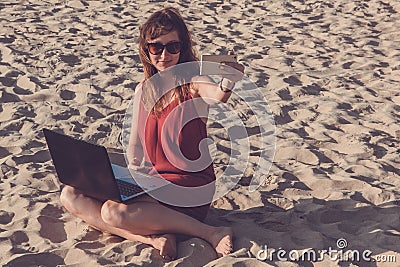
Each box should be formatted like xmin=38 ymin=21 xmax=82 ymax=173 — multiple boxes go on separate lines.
xmin=101 ymin=196 xmax=233 ymax=256
xmin=60 ymin=186 xmax=177 ymax=260
xmin=61 ymin=185 xmax=233 ymax=257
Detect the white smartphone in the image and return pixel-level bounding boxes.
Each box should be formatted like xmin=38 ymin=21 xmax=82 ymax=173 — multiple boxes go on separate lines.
xmin=200 ymin=54 xmax=238 ymax=75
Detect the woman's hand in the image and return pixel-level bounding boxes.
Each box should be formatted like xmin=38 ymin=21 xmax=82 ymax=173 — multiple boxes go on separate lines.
xmin=220 ymin=51 xmax=245 ymax=83
xmin=128 ymin=163 xmax=141 ymax=171
xmin=128 ymin=162 xmax=151 ymax=174
xmin=127 ymin=154 xmax=144 ymax=170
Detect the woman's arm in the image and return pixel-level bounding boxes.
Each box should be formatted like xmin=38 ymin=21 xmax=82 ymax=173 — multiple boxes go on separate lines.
xmin=190 ymin=75 xmax=232 ymax=103
xmin=126 ymin=82 xmax=144 ymax=169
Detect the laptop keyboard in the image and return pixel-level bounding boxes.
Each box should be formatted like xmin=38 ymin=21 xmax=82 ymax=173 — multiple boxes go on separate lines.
xmin=116 ymin=179 xmax=144 ymax=197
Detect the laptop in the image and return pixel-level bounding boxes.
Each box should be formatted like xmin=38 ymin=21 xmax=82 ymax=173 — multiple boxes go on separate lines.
xmin=43 ymin=128 xmax=168 ymax=203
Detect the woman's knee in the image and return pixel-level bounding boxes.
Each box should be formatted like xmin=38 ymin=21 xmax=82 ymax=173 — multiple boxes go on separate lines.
xmin=59 ymin=186 xmax=82 ymax=213
xmin=101 ymin=200 xmax=125 ymax=227
xmin=101 ymin=201 xmax=141 ymax=228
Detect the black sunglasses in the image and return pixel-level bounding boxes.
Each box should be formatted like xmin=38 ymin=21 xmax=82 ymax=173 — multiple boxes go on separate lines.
xmin=147 ymin=41 xmax=182 ymax=55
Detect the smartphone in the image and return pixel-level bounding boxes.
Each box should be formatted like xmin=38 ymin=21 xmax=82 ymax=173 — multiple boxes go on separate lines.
xmin=200 ymin=54 xmax=238 ymax=75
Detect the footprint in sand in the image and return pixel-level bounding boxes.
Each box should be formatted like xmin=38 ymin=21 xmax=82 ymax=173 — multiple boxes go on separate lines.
xmin=0 ymin=210 xmax=15 ymax=225
xmin=38 ymin=215 xmax=67 ymax=244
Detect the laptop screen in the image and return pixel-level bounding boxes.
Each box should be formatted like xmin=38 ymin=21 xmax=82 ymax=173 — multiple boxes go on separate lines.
xmin=43 ymin=128 xmax=122 ymax=202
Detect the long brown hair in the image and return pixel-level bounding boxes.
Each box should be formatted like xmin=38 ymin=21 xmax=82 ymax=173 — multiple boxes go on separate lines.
xmin=138 ymin=7 xmax=198 ymax=116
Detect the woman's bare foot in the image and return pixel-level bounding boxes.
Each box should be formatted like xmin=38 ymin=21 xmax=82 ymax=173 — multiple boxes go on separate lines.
xmin=151 ymin=233 xmax=177 ymax=261
xmin=208 ymin=227 xmax=233 ymax=257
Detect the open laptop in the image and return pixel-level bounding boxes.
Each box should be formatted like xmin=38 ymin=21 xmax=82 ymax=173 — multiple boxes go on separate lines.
xmin=43 ymin=128 xmax=168 ymax=203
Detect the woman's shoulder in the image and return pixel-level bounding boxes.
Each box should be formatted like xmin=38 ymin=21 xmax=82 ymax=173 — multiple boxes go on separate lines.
xmin=137 ymin=80 xmax=146 ymax=87
xmin=134 ymin=80 xmax=145 ymax=93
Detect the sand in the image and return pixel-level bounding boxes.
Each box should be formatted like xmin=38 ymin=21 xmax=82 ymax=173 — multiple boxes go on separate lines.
xmin=1 ymin=0 xmax=399 ymax=266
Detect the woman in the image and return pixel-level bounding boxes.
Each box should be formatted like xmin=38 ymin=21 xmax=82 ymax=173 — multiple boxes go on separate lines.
xmin=60 ymin=7 xmax=244 ymax=261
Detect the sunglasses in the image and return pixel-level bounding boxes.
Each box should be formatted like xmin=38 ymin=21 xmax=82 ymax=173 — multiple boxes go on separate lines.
xmin=147 ymin=41 xmax=182 ymax=55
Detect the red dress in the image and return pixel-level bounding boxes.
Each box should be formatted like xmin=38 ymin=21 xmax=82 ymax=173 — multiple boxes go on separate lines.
xmin=137 ymin=94 xmax=216 ymax=222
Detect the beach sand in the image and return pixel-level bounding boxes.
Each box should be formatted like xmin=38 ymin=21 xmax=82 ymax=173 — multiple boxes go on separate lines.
xmin=1 ymin=0 xmax=399 ymax=266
